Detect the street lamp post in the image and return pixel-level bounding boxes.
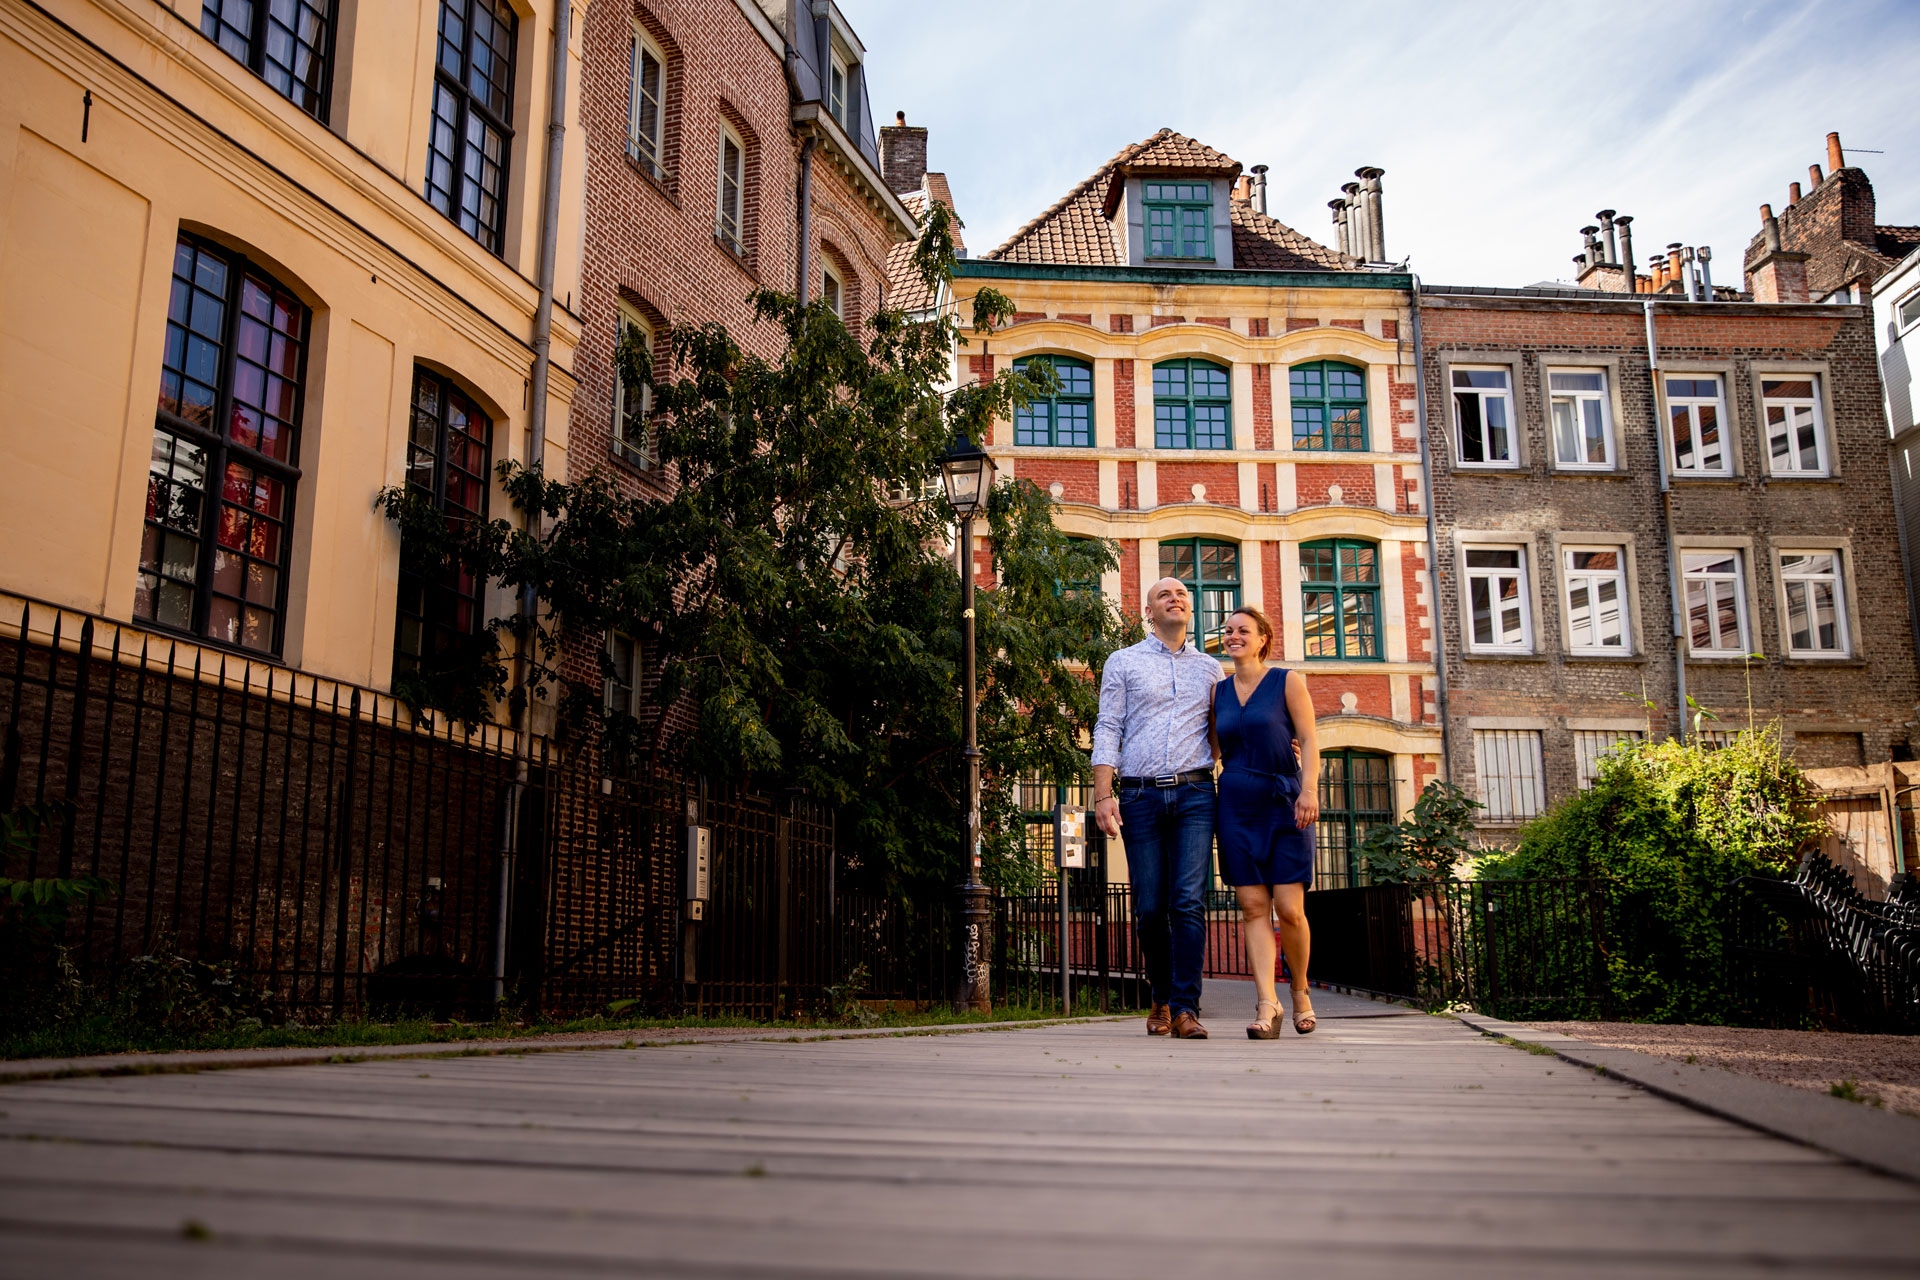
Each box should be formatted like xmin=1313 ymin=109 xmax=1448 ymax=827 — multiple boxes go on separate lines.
xmin=937 ymin=433 xmax=996 ymax=1013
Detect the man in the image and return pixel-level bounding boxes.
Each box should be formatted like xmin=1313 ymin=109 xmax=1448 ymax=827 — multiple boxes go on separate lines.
xmin=1092 ymin=577 xmax=1221 ymax=1039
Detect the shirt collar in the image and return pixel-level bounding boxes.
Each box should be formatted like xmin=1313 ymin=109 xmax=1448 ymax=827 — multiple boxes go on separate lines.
xmin=1145 ymin=632 xmax=1199 ymax=658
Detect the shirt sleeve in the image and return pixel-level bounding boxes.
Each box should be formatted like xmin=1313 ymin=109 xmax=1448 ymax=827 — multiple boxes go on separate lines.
xmin=1091 ymin=655 xmax=1127 ymax=770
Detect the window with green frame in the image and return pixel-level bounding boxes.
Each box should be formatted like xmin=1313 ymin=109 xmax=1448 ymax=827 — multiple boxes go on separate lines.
xmin=1316 ymin=750 xmax=1394 ymax=888
xmin=1013 ymin=356 xmax=1093 ymax=447
xmin=1159 ymin=538 xmax=1239 ymax=653
xmin=1143 ymin=181 xmax=1213 ymax=259
xmin=1301 ymin=538 xmax=1382 ymax=660
xmin=1058 ymin=535 xmax=1102 ymax=598
xmin=1153 ymin=359 xmax=1231 ymax=449
xmin=1290 ymin=361 xmax=1368 ymax=451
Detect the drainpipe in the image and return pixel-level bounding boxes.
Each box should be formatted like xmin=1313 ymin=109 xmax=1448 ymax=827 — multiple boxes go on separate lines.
xmin=797 ymin=133 xmax=815 ymax=304
xmin=495 ymin=0 xmax=572 ymax=1006
xmin=1645 ymin=298 xmax=1688 ymax=741
xmin=1410 ymin=276 xmax=1450 ymax=782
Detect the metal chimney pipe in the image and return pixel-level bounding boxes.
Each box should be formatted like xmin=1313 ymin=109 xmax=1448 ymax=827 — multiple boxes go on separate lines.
xmin=1615 ymin=215 xmax=1636 ymax=292
xmin=1598 ymin=210 xmax=1619 ymax=264
xmin=1358 ymin=167 xmax=1386 ymax=263
xmin=1682 ymin=247 xmax=1699 ymax=301
xmin=1581 ymin=225 xmax=1601 ymax=268
xmin=1330 ymin=199 xmax=1349 ymax=256
xmin=1341 ymin=182 xmax=1363 ymax=258
xmin=1251 ymin=164 xmax=1269 ymax=216
xmin=1827 ymin=131 xmax=1845 ymax=172
xmin=1697 ymin=246 xmax=1714 ymax=297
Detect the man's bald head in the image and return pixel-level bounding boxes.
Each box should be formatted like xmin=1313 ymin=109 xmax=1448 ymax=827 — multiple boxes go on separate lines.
xmin=1145 ymin=577 xmax=1192 ymax=643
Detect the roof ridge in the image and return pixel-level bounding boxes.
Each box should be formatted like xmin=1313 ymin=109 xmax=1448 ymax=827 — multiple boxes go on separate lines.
xmin=985 ymin=130 xmax=1169 ymax=260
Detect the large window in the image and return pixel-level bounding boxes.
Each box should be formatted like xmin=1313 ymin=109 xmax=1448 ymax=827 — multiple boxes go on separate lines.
xmin=1452 ymin=367 xmax=1514 ymax=465
xmin=427 ymin=0 xmax=516 ymax=255
xmin=1159 ymin=539 xmax=1239 ymax=653
xmin=1779 ymin=551 xmax=1848 ymax=656
xmin=822 ymin=263 xmax=845 ymax=318
xmin=1563 ymin=547 xmax=1629 ymax=654
xmin=202 ymin=0 xmax=332 ymax=120
xmin=1153 ymin=359 xmax=1231 ymax=450
xmin=612 ymin=307 xmax=653 ymax=467
xmin=1143 ymin=182 xmax=1213 ymax=260
xmin=605 ymin=631 xmax=641 ymax=718
xmin=627 ymin=26 xmax=666 ymax=179
xmin=1549 ymin=369 xmax=1612 ymax=468
xmin=1316 ymin=750 xmax=1394 ymax=888
xmin=1666 ymin=376 xmax=1731 ymax=476
xmin=395 ymin=368 xmax=493 ymax=681
xmin=1762 ymin=377 xmax=1828 ymax=476
xmin=1014 ymin=356 xmax=1093 ymax=447
xmin=1682 ymin=550 xmax=1749 ymax=657
xmin=1290 ymin=361 xmax=1367 ymax=451
xmin=1473 ymin=729 xmax=1544 ymax=823
xmin=1301 ymin=539 xmax=1381 ymax=661
xmin=137 ymin=235 xmax=308 ymax=655
xmin=716 ymin=125 xmax=745 ymax=256
xmin=1464 ymin=546 xmax=1530 ymax=653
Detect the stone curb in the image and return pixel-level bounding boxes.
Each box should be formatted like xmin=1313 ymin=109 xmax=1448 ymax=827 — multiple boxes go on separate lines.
xmin=0 ymin=1014 xmax=1133 ymax=1085
xmin=1455 ymin=1011 xmax=1920 ymax=1185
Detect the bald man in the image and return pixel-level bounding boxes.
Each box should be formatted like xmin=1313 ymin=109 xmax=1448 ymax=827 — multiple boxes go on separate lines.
xmin=1091 ymin=577 xmax=1223 ymax=1039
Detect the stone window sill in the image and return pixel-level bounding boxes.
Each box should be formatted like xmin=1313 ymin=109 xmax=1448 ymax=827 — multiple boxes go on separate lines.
xmin=714 ymin=235 xmax=757 ymax=281
xmin=1562 ymin=652 xmax=1648 ymax=664
xmin=627 ymin=155 xmax=678 ymax=206
xmin=1462 ymin=652 xmax=1547 ymax=662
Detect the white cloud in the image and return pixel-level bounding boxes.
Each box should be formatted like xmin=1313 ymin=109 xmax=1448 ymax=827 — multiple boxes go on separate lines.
xmin=856 ymin=0 xmax=1920 ymax=286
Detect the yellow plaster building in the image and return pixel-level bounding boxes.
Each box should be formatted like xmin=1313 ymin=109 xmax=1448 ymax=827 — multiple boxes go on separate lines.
xmin=0 ymin=0 xmax=586 ymax=694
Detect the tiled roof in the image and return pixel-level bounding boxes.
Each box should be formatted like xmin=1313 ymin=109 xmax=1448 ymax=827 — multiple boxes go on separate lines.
xmin=885 ymin=185 xmax=958 ymax=315
xmin=986 ymin=129 xmax=1355 ymax=270
xmin=1877 ymin=225 xmax=1920 ymax=261
xmin=925 ymin=174 xmax=964 ymax=253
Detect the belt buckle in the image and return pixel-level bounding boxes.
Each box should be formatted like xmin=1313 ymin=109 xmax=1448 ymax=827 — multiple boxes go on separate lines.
xmin=1153 ymin=773 xmax=1179 ymax=787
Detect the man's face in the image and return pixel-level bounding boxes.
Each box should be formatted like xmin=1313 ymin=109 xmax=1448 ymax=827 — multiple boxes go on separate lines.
xmin=1145 ymin=578 xmax=1192 ymax=630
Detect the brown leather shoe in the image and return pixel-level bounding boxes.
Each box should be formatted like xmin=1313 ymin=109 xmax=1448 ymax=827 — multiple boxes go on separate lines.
xmin=1171 ymin=1010 xmax=1209 ymax=1039
xmin=1145 ymin=1004 xmax=1172 ymax=1036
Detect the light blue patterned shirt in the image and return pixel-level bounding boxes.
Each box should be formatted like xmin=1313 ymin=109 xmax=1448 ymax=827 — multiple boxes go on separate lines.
xmin=1092 ymin=634 xmax=1222 ymax=778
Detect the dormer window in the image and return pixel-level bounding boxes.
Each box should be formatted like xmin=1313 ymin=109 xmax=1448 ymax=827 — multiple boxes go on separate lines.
xmin=1144 ymin=182 xmax=1213 ymax=260
xmin=829 ymin=51 xmax=849 ymax=128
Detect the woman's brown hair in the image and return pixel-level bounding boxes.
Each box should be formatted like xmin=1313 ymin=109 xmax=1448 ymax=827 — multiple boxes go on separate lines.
xmin=1229 ymin=606 xmax=1275 ymax=662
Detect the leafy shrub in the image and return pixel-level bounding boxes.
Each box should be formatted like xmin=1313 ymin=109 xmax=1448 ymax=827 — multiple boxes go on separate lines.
xmin=1477 ymin=724 xmax=1824 ymax=1022
xmin=1358 ymin=781 xmax=1482 ymax=883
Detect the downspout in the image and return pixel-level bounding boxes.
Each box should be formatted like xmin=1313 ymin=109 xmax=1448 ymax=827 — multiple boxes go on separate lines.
xmin=796 ymin=133 xmax=815 ymax=304
xmin=1410 ymin=277 xmax=1450 ymax=781
xmin=495 ymin=0 xmax=572 ymax=1006
xmin=1646 ymin=297 xmax=1688 ymax=741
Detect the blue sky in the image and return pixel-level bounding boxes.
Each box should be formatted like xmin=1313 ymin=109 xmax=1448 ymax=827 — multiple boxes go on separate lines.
xmin=856 ymin=0 xmax=1920 ymax=287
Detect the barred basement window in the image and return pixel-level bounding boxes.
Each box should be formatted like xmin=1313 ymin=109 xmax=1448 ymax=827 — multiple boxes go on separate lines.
xmin=1473 ymin=729 xmax=1544 ymax=822
xmin=426 ymin=0 xmax=516 ymax=255
xmin=1153 ymin=358 xmax=1231 ymax=449
xmin=1574 ymin=729 xmax=1639 ymax=790
xmin=394 ymin=367 xmax=493 ymax=681
xmin=1290 ymin=361 xmax=1367 ymax=451
xmin=136 ymin=234 xmax=309 ymax=655
xmin=1014 ymin=356 xmax=1094 ymax=447
xmin=627 ymin=26 xmax=666 ymax=179
xmin=202 ymin=0 xmax=333 ymax=120
xmin=1301 ymin=539 xmax=1381 ymax=661
xmin=1762 ymin=377 xmax=1829 ymax=476
xmin=1159 ymin=539 xmax=1239 ymax=653
xmin=1143 ymin=182 xmax=1213 ymax=259
xmin=1316 ymin=750 xmax=1394 ymax=888
xmin=1666 ymin=376 xmax=1731 ymax=476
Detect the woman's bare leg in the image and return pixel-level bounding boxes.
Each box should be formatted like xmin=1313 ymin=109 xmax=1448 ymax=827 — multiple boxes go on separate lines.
xmin=1272 ymin=882 xmax=1312 ymax=1020
xmin=1236 ymin=885 xmax=1279 ymax=1010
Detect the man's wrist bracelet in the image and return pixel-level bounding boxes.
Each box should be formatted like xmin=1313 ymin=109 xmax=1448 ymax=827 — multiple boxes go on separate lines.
xmin=1094 ymin=793 xmax=1113 ymax=804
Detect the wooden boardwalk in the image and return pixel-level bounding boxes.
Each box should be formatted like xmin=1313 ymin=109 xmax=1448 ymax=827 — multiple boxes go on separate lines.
xmin=2 ymin=989 xmax=1918 ymax=1278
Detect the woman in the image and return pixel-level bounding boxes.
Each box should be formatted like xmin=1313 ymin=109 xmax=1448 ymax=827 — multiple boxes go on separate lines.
xmin=1210 ymin=607 xmax=1320 ymax=1038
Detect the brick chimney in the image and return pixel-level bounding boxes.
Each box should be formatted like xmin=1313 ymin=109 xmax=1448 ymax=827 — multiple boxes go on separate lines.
xmin=1748 ymin=203 xmax=1810 ymax=304
xmin=878 ymin=111 xmax=928 ymax=197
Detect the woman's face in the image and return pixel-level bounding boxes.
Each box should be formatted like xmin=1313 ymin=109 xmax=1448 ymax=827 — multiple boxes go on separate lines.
xmin=1222 ymin=614 xmax=1264 ymax=660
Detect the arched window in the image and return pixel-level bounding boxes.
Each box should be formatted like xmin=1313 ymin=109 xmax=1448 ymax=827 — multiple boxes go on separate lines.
xmin=1014 ymin=356 xmax=1093 ymax=447
xmin=137 ymin=233 xmax=309 ymax=655
xmin=1153 ymin=358 xmax=1231 ymax=450
xmin=1300 ymin=539 xmax=1381 ymax=660
xmin=1159 ymin=538 xmax=1239 ymax=652
xmin=1290 ymin=360 xmax=1367 ymax=451
xmin=394 ymin=367 xmax=493 ymax=681
xmin=612 ymin=305 xmax=654 ymax=467
xmin=1316 ymin=750 xmax=1394 ymax=888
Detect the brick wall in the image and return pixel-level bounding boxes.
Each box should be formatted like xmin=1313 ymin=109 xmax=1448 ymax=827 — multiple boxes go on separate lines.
xmin=1156 ymin=461 xmax=1241 ymax=507
xmin=1017 ymin=459 xmax=1100 ymax=505
xmin=1252 ymin=364 xmax=1274 ymax=449
xmin=1113 ymin=358 xmax=1135 ymax=448
xmin=1296 ymin=463 xmax=1375 ymax=508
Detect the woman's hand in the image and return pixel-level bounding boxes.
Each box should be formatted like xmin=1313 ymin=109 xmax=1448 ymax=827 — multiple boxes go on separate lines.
xmin=1293 ymin=791 xmax=1319 ymax=831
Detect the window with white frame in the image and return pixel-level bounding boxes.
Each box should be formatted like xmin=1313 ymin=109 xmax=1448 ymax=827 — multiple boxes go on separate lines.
xmin=1563 ymin=547 xmax=1629 ymax=654
xmin=1761 ymin=377 xmax=1828 ymax=475
xmin=1473 ymin=729 xmax=1544 ymax=822
xmin=612 ymin=307 xmax=653 ymax=467
xmin=1666 ymin=376 xmax=1731 ymax=476
xmin=1899 ymin=290 xmax=1920 ymax=332
xmin=605 ymin=631 xmax=641 ymax=717
xmin=1549 ymin=369 xmax=1612 ymax=468
xmin=1682 ymin=550 xmax=1749 ymax=656
xmin=1574 ymin=729 xmax=1640 ymax=790
xmin=1779 ymin=550 xmax=1848 ymax=656
xmin=1452 ymin=367 xmax=1514 ymax=465
xmin=627 ymin=27 xmax=665 ymax=178
xmin=822 ymin=263 xmax=844 ymax=317
xmin=715 ymin=126 xmax=745 ymax=256
xmin=829 ymin=51 xmax=848 ymax=128
xmin=1464 ymin=547 xmax=1530 ymax=652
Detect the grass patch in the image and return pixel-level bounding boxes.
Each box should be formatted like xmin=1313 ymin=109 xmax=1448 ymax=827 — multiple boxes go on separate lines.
xmin=1829 ymin=1078 xmax=1885 ymax=1108
xmin=1494 ymin=1035 xmax=1556 ymax=1057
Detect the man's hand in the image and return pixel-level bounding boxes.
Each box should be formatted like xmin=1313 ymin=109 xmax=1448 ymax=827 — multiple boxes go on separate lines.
xmin=1094 ymin=794 xmax=1122 ymax=838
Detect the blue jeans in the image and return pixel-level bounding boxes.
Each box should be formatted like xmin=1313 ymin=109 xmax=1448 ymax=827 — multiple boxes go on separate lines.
xmin=1118 ymin=779 xmax=1215 ymax=1015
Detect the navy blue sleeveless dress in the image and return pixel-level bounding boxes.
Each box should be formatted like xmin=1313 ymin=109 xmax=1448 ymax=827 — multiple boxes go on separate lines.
xmin=1214 ymin=668 xmax=1314 ymax=887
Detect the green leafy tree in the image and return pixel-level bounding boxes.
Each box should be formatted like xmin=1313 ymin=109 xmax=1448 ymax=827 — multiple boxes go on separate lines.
xmin=379 ymin=204 xmax=1136 ymax=895
xmin=1357 ymin=781 xmax=1482 ymax=883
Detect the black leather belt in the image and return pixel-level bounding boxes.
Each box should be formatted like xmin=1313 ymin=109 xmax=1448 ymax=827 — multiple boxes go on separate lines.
xmin=1117 ymin=769 xmax=1213 ymax=789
